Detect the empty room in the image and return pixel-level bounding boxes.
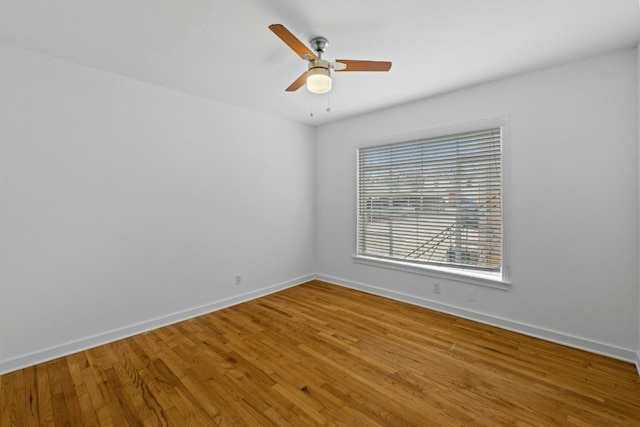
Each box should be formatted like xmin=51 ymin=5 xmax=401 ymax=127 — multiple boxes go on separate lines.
xmin=1 ymin=1 xmax=640 ymax=425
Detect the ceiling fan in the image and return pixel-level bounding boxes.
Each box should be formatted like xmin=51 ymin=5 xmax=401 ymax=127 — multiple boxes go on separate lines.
xmin=269 ymin=24 xmax=392 ymax=94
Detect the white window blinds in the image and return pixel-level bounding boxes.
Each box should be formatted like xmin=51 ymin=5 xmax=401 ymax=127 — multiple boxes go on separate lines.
xmin=357 ymin=128 xmax=502 ymax=272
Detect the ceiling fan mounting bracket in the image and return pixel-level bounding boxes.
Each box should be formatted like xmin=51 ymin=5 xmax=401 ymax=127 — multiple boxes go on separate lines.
xmin=310 ymin=37 xmax=329 ymax=55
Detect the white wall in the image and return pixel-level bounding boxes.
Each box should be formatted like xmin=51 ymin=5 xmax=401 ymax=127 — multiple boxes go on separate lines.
xmin=637 ymin=42 xmax=640 ymax=372
xmin=0 ymin=44 xmax=316 ymax=373
xmin=316 ymin=49 xmax=639 ymax=361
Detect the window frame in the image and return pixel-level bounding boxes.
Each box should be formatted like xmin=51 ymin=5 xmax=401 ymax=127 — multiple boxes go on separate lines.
xmin=353 ymin=117 xmax=511 ymax=290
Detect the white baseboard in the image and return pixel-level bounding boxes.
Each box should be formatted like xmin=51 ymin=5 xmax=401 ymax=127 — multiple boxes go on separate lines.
xmin=0 ymin=274 xmax=314 ymax=376
xmin=636 ymin=353 xmax=640 ymax=377
xmin=316 ymin=274 xmax=637 ymax=364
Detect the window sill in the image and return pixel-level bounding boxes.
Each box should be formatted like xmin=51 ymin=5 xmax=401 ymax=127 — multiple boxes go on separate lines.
xmin=352 ymin=255 xmax=511 ymax=290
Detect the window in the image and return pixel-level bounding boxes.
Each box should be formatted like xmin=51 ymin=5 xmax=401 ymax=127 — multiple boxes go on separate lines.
xmin=356 ymin=126 xmax=504 ymax=285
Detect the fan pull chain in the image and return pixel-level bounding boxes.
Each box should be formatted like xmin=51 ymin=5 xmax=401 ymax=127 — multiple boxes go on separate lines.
xmin=309 ymin=95 xmax=331 ymax=117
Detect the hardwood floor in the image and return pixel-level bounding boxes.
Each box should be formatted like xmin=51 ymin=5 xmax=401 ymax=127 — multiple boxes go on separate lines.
xmin=1 ymin=280 xmax=639 ymax=426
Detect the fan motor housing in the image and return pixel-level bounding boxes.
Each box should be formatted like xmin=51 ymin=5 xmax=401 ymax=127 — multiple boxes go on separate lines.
xmin=308 ymin=58 xmax=330 ymax=72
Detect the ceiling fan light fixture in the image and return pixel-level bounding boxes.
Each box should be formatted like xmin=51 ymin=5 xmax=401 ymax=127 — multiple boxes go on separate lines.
xmin=307 ymin=60 xmax=332 ymax=94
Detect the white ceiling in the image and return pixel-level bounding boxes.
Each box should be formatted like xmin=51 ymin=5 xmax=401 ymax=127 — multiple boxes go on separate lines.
xmin=1 ymin=1 xmax=639 ymax=126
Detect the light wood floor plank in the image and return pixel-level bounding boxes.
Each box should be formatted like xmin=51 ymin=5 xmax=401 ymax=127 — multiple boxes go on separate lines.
xmin=1 ymin=280 xmax=639 ymax=426
xmin=34 ymin=365 xmax=55 ymax=427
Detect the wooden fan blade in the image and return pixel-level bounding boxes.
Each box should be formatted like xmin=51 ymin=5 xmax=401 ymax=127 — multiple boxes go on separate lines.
xmin=334 ymin=60 xmax=392 ymax=72
xmin=285 ymin=71 xmax=307 ymax=92
xmin=269 ymin=24 xmax=317 ymax=61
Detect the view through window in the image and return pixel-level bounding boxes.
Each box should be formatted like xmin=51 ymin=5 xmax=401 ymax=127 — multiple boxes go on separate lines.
xmin=357 ymin=128 xmax=503 ymax=275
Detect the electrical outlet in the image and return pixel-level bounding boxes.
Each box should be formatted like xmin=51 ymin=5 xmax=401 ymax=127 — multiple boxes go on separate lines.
xmin=235 ymin=275 xmax=242 ymax=286
xmin=433 ymin=283 xmax=440 ymax=294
